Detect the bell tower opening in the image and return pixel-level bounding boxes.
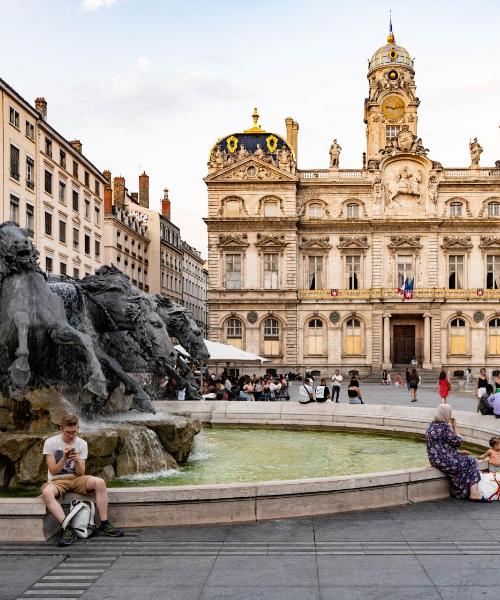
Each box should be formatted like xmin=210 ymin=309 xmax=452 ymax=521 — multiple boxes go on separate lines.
xmin=364 ymin=22 xmax=420 ymax=164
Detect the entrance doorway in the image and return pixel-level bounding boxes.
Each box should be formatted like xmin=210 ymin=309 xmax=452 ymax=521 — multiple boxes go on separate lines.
xmin=393 ymin=325 xmax=415 ymax=364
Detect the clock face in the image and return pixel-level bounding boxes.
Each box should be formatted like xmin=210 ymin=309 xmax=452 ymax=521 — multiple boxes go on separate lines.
xmin=381 ymin=96 xmax=405 ymax=123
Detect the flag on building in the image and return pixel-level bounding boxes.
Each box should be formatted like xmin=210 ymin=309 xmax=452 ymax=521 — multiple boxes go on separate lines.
xmin=403 ymin=276 xmax=414 ymax=300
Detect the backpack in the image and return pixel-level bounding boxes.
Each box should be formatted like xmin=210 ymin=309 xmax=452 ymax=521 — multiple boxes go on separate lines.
xmin=479 ymin=395 xmax=494 ymax=416
xmin=62 ymin=499 xmax=96 ymax=538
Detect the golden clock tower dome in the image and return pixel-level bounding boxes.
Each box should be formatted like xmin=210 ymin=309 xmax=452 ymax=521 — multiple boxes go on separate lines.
xmin=364 ymin=22 xmax=420 ymax=164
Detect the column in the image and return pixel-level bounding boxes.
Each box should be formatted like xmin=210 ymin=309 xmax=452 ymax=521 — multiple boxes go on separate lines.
xmin=383 ymin=313 xmax=391 ymax=367
xmin=423 ymin=313 xmax=431 ymax=369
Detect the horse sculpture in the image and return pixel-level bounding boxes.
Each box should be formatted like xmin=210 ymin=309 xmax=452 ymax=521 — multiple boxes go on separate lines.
xmin=0 ymin=223 xmax=108 ymax=397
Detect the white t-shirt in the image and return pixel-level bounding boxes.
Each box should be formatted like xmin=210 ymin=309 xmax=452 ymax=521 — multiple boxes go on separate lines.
xmin=331 ymin=374 xmax=343 ymax=387
xmin=315 ymin=385 xmax=326 ymax=399
xmin=177 ymin=388 xmax=186 ymax=400
xmin=42 ymin=434 xmax=88 ymax=481
xmin=299 ymin=383 xmax=314 ymax=403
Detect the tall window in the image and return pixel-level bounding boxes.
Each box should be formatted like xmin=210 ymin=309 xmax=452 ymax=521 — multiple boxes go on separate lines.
xmin=308 ymin=319 xmax=324 ymax=355
xmin=45 ymin=138 xmax=52 ymax=157
xmin=95 ymin=240 xmax=100 ymax=259
xmin=487 ymin=255 xmax=500 ymax=289
xmin=263 ymin=253 xmax=279 ymax=289
xmin=84 ymin=197 xmax=90 ymax=219
xmin=59 ymin=180 xmax=66 ymax=203
xmin=10 ymin=145 xmax=20 ymax=180
xmin=95 ymin=180 xmax=100 ymax=196
xmin=225 ymin=200 xmax=240 ymax=217
xmin=72 ymin=190 xmax=79 ymax=212
xmin=94 ymin=205 xmax=101 ymax=226
xmin=308 ymin=255 xmax=323 ymax=289
xmin=73 ymin=228 xmax=79 ymax=249
xmin=26 ymin=156 xmax=35 ymax=189
xmin=450 ymin=318 xmax=466 ymax=354
xmin=488 ymin=202 xmax=500 ymax=217
xmin=59 ymin=220 xmax=66 ymax=244
xmin=73 ymin=267 xmax=80 ymax=279
xmin=448 ymin=255 xmax=464 ymax=289
xmin=26 ymin=204 xmax=34 ymax=237
xmin=45 ymin=256 xmax=53 ymax=273
xmin=73 ymin=161 xmax=79 ymax=178
xmin=345 ymin=318 xmax=361 ymax=355
xmin=60 ymin=149 xmax=66 ymax=168
xmin=263 ymin=200 xmax=278 ymax=217
xmin=60 ymin=262 xmax=67 ymax=276
xmin=225 ymin=254 xmax=241 ymax=289
xmin=263 ymin=318 xmax=280 ymax=355
xmin=9 ymin=195 xmax=19 ymax=225
xmin=84 ymin=234 xmax=90 ymax=255
xmin=386 ymin=125 xmax=401 ymax=141
xmin=346 ymin=203 xmax=359 ymax=218
xmin=45 ymin=212 xmax=52 ymax=236
xmin=226 ymin=318 xmax=243 ymax=349
xmin=84 ymin=171 xmax=90 ymax=187
xmin=44 ymin=169 xmax=52 ymax=194
xmin=346 ymin=255 xmax=361 ymax=290
xmin=9 ymin=107 xmax=20 ymax=128
xmin=450 ymin=202 xmax=462 ymax=217
xmin=308 ymin=203 xmax=323 ymax=218
xmin=488 ymin=319 xmax=500 ymax=355
xmin=25 ymin=120 xmax=34 ymax=140
xmin=397 ymin=255 xmax=414 ymax=288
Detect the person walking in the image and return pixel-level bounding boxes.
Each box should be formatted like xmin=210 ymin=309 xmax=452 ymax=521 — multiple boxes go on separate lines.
xmin=438 ymin=370 xmax=451 ymax=404
xmin=331 ymin=369 xmax=342 ymax=403
xmin=408 ymin=368 xmax=419 ymax=402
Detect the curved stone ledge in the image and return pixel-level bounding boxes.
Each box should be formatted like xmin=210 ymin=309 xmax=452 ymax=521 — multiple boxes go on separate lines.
xmin=0 ymin=402 xmax=496 ymax=541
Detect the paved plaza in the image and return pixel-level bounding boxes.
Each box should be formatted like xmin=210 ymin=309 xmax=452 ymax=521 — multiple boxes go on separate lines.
xmin=4 ymin=382 xmax=499 ymax=600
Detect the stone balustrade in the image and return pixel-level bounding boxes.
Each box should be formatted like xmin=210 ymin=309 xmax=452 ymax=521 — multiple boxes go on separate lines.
xmin=299 ymin=288 xmax=500 ymax=301
xmin=300 ymin=169 xmax=367 ymax=180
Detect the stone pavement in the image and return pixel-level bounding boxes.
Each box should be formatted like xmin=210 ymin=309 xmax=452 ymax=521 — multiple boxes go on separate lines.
xmin=2 ymin=499 xmax=500 ymax=600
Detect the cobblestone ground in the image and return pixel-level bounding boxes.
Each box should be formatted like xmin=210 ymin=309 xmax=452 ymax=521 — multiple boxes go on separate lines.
xmin=4 ymin=380 xmax=498 ymax=600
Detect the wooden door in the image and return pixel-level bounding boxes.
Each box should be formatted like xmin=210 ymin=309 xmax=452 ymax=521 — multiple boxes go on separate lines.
xmin=393 ymin=325 xmax=415 ymax=364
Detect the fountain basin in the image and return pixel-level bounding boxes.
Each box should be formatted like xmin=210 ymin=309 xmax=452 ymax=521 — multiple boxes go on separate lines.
xmin=0 ymin=402 xmax=494 ymax=541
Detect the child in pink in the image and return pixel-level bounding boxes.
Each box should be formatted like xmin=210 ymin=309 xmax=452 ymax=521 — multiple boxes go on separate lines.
xmin=438 ymin=370 xmax=451 ymax=404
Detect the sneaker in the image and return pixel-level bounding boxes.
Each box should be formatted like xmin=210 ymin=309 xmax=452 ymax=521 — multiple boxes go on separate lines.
xmin=58 ymin=526 xmax=78 ymax=547
xmin=97 ymin=522 xmax=124 ymax=537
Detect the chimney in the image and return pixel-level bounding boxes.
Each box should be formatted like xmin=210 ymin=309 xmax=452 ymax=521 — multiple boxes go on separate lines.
xmin=285 ymin=117 xmax=299 ymax=161
xmin=35 ymin=97 xmax=47 ymax=120
xmin=104 ymin=182 xmax=112 ymax=215
xmin=161 ymin=188 xmax=171 ymax=220
xmin=113 ymin=176 xmax=126 ymax=208
xmin=70 ymin=140 xmax=82 ymax=153
xmin=131 ymin=192 xmax=139 ymax=204
xmin=103 ymin=169 xmax=111 ymax=183
xmin=139 ymin=171 xmax=149 ymax=208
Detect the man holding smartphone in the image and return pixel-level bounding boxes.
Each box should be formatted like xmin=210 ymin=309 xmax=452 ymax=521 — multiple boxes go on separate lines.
xmin=42 ymin=413 xmax=123 ymax=546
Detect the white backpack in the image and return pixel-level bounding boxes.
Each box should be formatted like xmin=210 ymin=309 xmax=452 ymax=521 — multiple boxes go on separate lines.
xmin=62 ymin=500 xmax=96 ymax=538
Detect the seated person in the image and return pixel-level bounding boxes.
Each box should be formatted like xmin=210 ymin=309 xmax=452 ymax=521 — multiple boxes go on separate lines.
xmin=42 ymin=414 xmax=122 ymax=547
xmin=479 ymin=437 xmax=500 ymax=472
xmin=487 ymin=387 xmax=500 ymax=417
xmin=299 ymin=378 xmax=315 ymax=403
xmin=478 ymin=383 xmax=494 ymax=415
xmin=314 ymin=378 xmax=330 ymax=403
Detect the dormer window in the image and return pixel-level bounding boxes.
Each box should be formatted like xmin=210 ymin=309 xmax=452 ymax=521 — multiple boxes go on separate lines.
xmin=450 ymin=202 xmax=462 ymax=217
xmin=347 ymin=203 xmax=359 ymax=218
xmin=308 ymin=203 xmax=324 ymax=218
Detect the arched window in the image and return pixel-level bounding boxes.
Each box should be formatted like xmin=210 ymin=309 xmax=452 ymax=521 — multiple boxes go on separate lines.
xmin=308 ymin=203 xmax=324 ymax=218
xmin=307 ymin=318 xmax=324 ymax=355
xmin=263 ymin=200 xmax=278 ymax=217
xmin=345 ymin=318 xmax=361 ymax=355
xmin=488 ymin=318 xmax=500 ymax=355
xmin=346 ymin=203 xmax=359 ymax=218
xmin=488 ymin=202 xmax=500 ymax=217
xmin=226 ymin=318 xmax=243 ymax=349
xmin=450 ymin=202 xmax=463 ymax=217
xmin=263 ymin=318 xmax=280 ymax=356
xmin=225 ymin=199 xmax=240 ymax=217
xmin=450 ymin=318 xmax=466 ymax=354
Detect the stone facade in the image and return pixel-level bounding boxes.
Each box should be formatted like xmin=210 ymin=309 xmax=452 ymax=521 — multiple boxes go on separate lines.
xmin=1 ymin=79 xmax=106 ymax=278
xmin=205 ymin=31 xmax=500 ymax=375
xmin=182 ymin=240 xmax=208 ymax=337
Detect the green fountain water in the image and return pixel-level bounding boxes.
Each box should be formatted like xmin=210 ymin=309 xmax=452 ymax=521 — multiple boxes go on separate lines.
xmin=110 ymin=427 xmax=432 ymax=487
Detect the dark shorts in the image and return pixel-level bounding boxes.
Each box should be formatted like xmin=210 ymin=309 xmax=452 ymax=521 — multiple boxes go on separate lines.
xmin=409 ymin=384 xmax=418 ymax=389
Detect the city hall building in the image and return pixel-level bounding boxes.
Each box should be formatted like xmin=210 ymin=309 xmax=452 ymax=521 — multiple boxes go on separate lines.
xmin=204 ymin=29 xmax=500 ymax=376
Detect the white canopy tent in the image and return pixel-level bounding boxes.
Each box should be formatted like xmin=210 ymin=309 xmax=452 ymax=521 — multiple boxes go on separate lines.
xmin=175 ymin=340 xmax=269 ymax=364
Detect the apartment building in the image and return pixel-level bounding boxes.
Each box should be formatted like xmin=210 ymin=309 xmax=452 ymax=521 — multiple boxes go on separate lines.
xmin=182 ymin=240 xmax=208 ymax=337
xmin=1 ymin=79 xmax=106 ymax=277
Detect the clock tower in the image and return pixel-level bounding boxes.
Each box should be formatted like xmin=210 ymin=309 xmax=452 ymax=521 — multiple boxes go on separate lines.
xmin=364 ymin=24 xmax=420 ymax=164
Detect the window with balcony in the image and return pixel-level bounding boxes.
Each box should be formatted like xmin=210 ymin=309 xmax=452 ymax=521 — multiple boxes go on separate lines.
xmin=45 ymin=212 xmax=52 ymax=236
xmin=9 ymin=107 xmax=19 ymax=128
xmin=26 ymin=156 xmax=35 ymax=190
xmin=263 ymin=253 xmax=279 ymax=289
xmin=44 ymin=169 xmax=52 ymax=194
xmin=487 ymin=255 xmax=500 ymax=289
xmin=448 ymin=255 xmax=464 ymax=289
xmin=307 ymin=255 xmax=323 ymax=290
xmin=10 ymin=144 xmax=20 ymax=180
xmin=9 ymin=194 xmax=19 ymax=225
xmin=397 ymin=255 xmax=414 ymax=289
xmin=26 ymin=204 xmax=34 ymax=238
xmin=225 ymin=254 xmax=241 ymax=289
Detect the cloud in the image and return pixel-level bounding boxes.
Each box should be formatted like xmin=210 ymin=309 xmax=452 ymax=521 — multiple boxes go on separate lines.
xmin=136 ymin=56 xmax=150 ymax=70
xmin=81 ymin=0 xmax=119 ymax=11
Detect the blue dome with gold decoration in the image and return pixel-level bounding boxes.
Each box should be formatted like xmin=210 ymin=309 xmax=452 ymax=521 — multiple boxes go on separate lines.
xmin=208 ymin=109 xmax=295 ymax=173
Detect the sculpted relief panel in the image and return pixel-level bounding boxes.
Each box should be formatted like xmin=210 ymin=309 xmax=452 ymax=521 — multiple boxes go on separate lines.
xmin=382 ymin=161 xmax=426 ymax=216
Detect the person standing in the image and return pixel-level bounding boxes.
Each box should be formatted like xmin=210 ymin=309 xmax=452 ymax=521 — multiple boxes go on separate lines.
xmin=405 ymin=367 xmax=411 ymax=391
xmin=477 ymin=368 xmax=489 ymax=404
xmin=331 ymin=369 xmax=343 ymax=403
xmin=438 ymin=370 xmax=451 ymax=404
xmin=408 ymin=368 xmax=419 ymax=402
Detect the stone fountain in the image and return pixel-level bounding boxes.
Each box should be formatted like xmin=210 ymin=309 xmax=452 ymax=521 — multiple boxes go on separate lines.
xmin=0 ymin=222 xmax=208 ymax=489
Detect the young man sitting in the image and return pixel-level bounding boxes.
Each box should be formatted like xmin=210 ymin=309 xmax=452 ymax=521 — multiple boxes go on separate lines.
xmin=42 ymin=413 xmax=123 ymax=546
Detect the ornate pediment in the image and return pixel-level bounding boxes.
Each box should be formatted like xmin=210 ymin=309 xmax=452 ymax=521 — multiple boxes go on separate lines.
xmin=479 ymin=236 xmax=500 ymax=249
xmin=387 ymin=235 xmax=422 ymax=252
xmin=206 ymin=157 xmax=295 ymax=183
xmin=379 ymin=126 xmax=429 ymax=158
xmin=441 ymin=236 xmax=473 ymax=250
xmin=337 ymin=236 xmax=369 ymax=251
xmin=255 ymin=233 xmax=287 ymax=250
xmin=217 ymin=234 xmax=249 ymax=249
xmin=300 ymin=236 xmax=331 ymax=250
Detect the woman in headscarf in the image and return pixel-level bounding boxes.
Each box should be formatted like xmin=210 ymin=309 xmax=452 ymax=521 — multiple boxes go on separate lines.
xmin=426 ymin=404 xmax=484 ymax=501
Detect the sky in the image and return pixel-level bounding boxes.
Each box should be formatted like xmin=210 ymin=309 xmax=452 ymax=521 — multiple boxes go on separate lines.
xmin=1 ymin=0 xmax=499 ymax=256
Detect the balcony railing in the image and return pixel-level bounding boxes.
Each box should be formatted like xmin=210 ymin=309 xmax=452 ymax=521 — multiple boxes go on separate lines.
xmin=444 ymin=168 xmax=500 ymax=178
xmin=299 ymin=288 xmax=500 ymax=300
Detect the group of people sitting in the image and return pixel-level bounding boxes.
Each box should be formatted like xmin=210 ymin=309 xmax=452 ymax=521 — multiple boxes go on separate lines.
xmin=201 ymin=372 xmax=290 ymax=401
xmin=476 ymin=368 xmax=500 ymax=417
